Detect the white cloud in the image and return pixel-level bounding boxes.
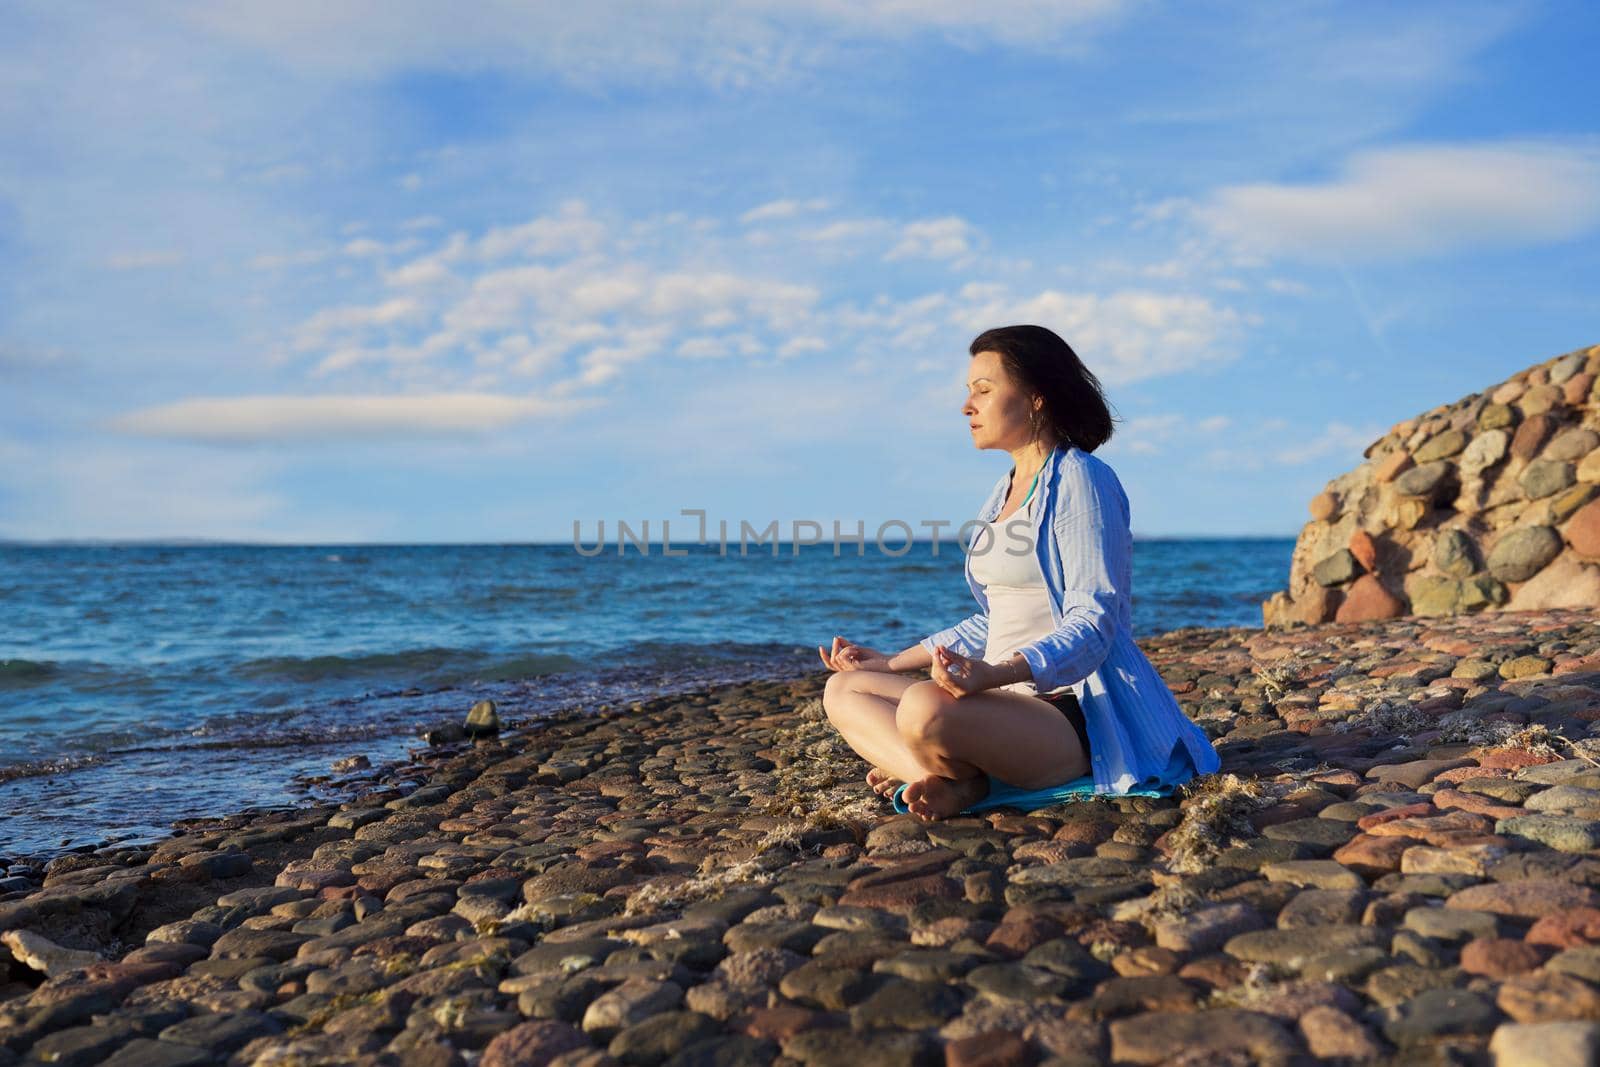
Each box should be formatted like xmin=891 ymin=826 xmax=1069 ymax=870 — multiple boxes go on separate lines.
xmin=740 ymin=198 xmax=831 ymax=224
xmin=884 ymin=216 xmax=979 ymax=263
xmin=109 ymin=392 xmax=599 ymax=444
xmin=948 ymin=284 xmax=1251 ymax=384
xmin=1197 ymin=419 xmax=1385 ymax=471
xmin=1194 ymin=140 xmax=1600 ymax=262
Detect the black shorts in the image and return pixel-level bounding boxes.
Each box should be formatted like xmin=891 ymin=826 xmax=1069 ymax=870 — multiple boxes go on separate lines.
xmin=1041 ymin=689 xmax=1091 ymax=757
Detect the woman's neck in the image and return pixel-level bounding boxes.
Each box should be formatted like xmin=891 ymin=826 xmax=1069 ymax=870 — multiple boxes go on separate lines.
xmin=1008 ymin=440 xmax=1056 ymax=487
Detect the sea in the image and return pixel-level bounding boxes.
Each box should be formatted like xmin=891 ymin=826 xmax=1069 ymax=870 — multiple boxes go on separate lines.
xmin=0 ymin=538 xmax=1292 ymax=860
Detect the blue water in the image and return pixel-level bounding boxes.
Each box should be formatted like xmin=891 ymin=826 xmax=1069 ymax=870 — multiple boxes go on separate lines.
xmin=0 ymin=539 xmax=1290 ymax=859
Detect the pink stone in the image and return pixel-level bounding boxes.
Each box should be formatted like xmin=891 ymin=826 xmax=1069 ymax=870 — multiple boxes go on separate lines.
xmin=1431 ymin=788 xmax=1526 ymax=820
xmin=1460 ymin=937 xmax=1549 ymax=978
xmin=1566 ymin=499 xmax=1600 ymax=559
xmin=985 ymin=917 xmax=1063 ymax=958
xmin=837 ymin=873 xmax=959 ymax=913
xmin=1512 ymin=414 xmax=1556 ymax=460
xmin=1526 ymin=907 xmax=1600 ymax=948
xmin=1335 ymin=576 xmax=1406 ymax=623
xmin=1331 ymin=834 xmax=1411 ymax=876
xmin=1478 ymin=748 xmax=1561 ymax=770
xmin=1364 ymin=811 xmax=1494 ymax=841
xmin=1375 ymin=450 xmax=1413 ymax=483
xmin=946 ymin=1032 xmax=1033 ymax=1067
xmin=481 ymin=1021 xmax=590 ymax=1067
xmin=1357 ymin=803 xmax=1434 ymax=831
xmin=1299 ymin=1006 xmax=1385 ymax=1060
xmin=1348 ymin=530 xmax=1379 ymax=573
xmin=1566 ymin=372 xmax=1595 ymax=406
xmin=1447 ymin=880 xmax=1600 ymax=919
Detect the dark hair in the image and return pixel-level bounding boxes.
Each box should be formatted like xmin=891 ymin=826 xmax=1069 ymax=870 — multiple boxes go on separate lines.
xmin=968 ymin=324 xmax=1116 ymax=452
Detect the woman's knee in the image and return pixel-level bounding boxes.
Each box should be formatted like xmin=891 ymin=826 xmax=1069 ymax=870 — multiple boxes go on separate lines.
xmin=896 ymin=681 xmax=957 ymax=745
xmin=822 ymin=670 xmax=861 ymax=722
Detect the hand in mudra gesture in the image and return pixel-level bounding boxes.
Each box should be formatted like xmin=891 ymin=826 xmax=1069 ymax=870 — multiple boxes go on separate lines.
xmin=817 ymin=635 xmax=893 ymax=673
xmin=931 ymin=644 xmax=993 ymax=698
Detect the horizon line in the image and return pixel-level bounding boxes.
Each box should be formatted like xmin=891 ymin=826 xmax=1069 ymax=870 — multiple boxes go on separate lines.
xmin=0 ymin=534 xmax=1301 ymax=548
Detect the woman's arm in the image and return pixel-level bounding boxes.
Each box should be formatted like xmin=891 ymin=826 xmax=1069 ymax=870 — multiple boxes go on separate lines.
xmin=1011 ymin=461 xmax=1126 ymax=693
xmin=916 ymin=611 xmax=990 ymax=662
xmin=884 ymin=643 xmax=934 ymax=672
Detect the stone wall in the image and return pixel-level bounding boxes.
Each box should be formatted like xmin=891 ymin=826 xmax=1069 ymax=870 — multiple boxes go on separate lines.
xmin=1262 ymin=342 xmax=1600 ymax=627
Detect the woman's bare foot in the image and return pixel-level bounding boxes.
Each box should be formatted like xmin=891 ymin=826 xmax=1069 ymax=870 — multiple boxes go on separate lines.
xmin=866 ymin=766 xmax=902 ymax=797
xmin=901 ymin=773 xmax=989 ymax=821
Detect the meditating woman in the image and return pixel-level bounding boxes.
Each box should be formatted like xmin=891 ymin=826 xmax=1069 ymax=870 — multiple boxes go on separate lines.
xmin=818 ymin=324 xmax=1220 ymax=821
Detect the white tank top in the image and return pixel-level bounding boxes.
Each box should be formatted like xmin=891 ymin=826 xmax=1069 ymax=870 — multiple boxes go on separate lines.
xmin=968 ymin=488 xmax=1073 ymax=698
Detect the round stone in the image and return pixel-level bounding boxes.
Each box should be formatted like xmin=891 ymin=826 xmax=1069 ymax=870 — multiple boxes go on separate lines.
xmin=1460 ymin=430 xmax=1509 ymax=476
xmin=1487 ymin=526 xmax=1562 ymax=582
xmin=1547 ymin=427 xmax=1600 ymax=462
xmin=1313 ymin=549 xmax=1361 ymax=587
xmin=1478 ymin=403 xmax=1517 ymax=431
xmin=1521 ymin=460 xmax=1575 ymax=500
xmin=1414 ymin=429 xmax=1468 ymax=463
xmin=1408 ymin=575 xmax=1462 ymax=616
xmin=1432 ymin=529 xmax=1479 ymax=578
xmin=1566 ymin=499 xmax=1600 ymax=559
xmin=1394 ymin=461 xmax=1453 ymax=501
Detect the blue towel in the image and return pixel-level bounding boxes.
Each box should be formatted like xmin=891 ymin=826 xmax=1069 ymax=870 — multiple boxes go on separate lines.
xmin=891 ymin=772 xmax=1172 ymax=815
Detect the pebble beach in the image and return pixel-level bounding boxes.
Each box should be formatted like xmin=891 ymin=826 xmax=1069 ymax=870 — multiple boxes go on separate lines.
xmin=9 ymin=611 xmax=1600 ymax=1065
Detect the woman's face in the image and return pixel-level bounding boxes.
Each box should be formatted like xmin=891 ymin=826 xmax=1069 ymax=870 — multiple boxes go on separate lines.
xmin=963 ymin=350 xmax=1038 ymax=451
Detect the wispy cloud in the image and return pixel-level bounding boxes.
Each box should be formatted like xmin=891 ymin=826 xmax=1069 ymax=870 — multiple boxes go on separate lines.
xmin=110 ymin=392 xmax=601 ymax=445
xmin=1193 ymin=139 xmax=1600 ymax=262
xmin=173 ymin=0 xmax=1134 ymax=89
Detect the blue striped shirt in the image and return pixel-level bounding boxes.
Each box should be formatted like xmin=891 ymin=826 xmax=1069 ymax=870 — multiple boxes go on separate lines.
xmin=919 ymin=442 xmax=1221 ymax=794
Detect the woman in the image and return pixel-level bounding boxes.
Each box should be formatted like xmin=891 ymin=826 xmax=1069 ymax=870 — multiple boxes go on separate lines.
xmin=819 ymin=325 xmax=1220 ymax=821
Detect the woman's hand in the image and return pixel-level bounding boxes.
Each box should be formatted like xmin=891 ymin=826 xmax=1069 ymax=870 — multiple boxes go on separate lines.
xmin=930 ymin=645 xmax=997 ymax=698
xmin=818 ymin=635 xmax=894 ymax=673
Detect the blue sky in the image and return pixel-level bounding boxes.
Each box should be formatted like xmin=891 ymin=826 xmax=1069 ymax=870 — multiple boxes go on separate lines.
xmin=1 ymin=0 xmax=1597 ymax=542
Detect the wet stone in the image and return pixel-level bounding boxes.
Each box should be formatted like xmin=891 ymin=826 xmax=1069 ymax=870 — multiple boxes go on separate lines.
xmin=1382 ymin=986 xmax=1500 ymax=1046
xmin=1278 ymin=889 xmax=1367 ymax=928
xmin=1403 ymin=906 xmax=1499 ymax=942
xmin=963 ymin=962 xmax=1069 ymax=1003
xmin=1152 ymin=903 xmax=1265 ymax=953
xmin=665 ymin=1035 xmax=782 ymax=1067
xmin=1224 ymin=925 xmax=1386 ymax=966
xmin=848 ymin=978 xmax=964 ymax=1030
xmin=1108 ymin=1008 xmax=1301 ymax=1065
xmin=1365 ymin=963 xmax=1463 ymax=1009
xmin=777 ymin=961 xmax=878 ymax=1011
xmin=1260 ymin=818 xmax=1353 ymax=853
xmin=24 ymin=1020 xmax=140 ymax=1067
xmin=158 ymin=1009 xmax=282 ymax=1053
xmin=1498 ymin=814 xmax=1600 ymax=852
xmin=872 ymin=949 xmax=982 ymax=983
xmin=98 ymin=1040 xmax=214 ymax=1067
xmin=607 ymin=1010 xmax=720 ymax=1064
xmin=1261 ymin=860 xmax=1365 ymax=890
xmin=581 ymin=978 xmax=685 ymax=1039
xmin=782 ymin=1029 xmax=937 ymax=1067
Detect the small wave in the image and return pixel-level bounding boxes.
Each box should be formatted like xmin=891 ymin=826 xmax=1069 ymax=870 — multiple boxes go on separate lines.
xmin=0 ymin=659 xmax=58 ymax=687
xmin=437 ymin=652 xmax=582 ymax=685
xmin=236 ymin=647 xmax=470 ymax=683
xmin=0 ymin=753 xmax=106 ymax=784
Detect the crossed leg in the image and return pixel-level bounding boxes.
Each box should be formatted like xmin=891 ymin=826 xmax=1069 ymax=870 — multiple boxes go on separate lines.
xmin=822 ymin=671 xmax=1090 ymax=820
